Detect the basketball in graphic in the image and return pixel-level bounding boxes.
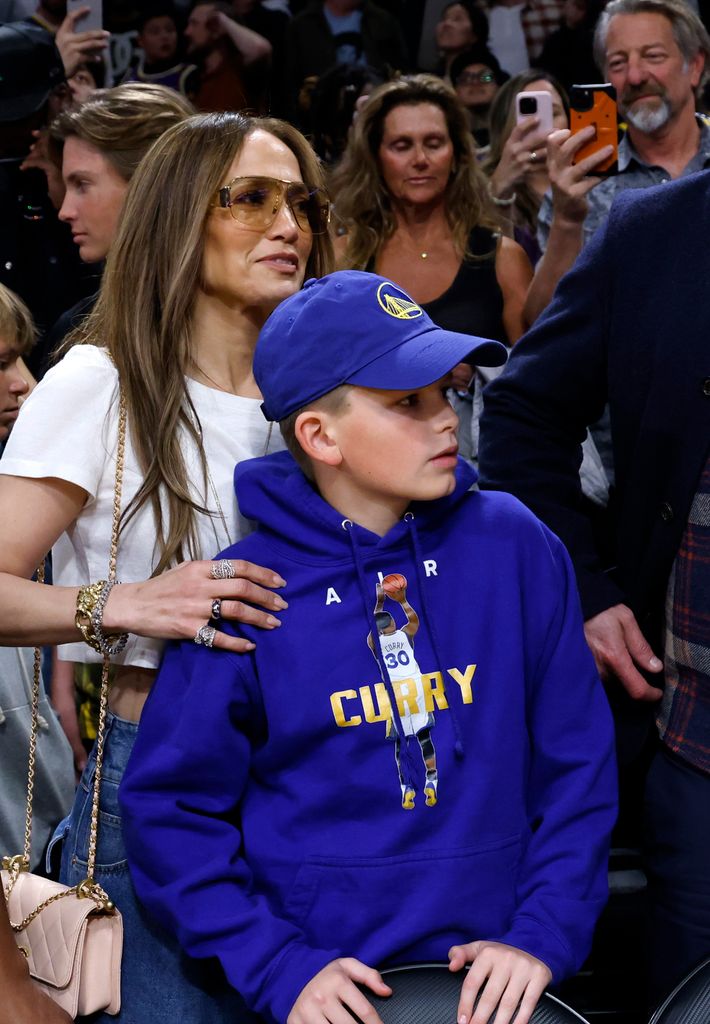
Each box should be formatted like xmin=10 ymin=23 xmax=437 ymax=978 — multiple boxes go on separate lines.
xmin=382 ymin=573 xmax=407 ymax=595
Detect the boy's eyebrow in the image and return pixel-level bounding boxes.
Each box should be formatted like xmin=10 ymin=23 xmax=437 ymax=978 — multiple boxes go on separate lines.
xmin=64 ymin=169 xmax=95 ymax=184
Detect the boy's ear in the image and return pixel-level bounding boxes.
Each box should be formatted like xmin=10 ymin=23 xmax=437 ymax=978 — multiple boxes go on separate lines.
xmin=295 ymin=410 xmax=343 ymax=467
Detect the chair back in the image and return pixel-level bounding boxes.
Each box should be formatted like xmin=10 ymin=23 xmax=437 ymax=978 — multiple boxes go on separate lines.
xmin=648 ymin=958 xmax=710 ymax=1024
xmin=354 ymin=963 xmax=591 ymax=1023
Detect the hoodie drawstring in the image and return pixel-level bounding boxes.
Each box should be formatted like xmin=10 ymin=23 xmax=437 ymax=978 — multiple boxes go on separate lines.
xmin=406 ymin=514 xmax=465 ymax=760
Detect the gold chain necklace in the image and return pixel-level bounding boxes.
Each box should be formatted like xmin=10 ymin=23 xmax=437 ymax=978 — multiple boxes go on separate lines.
xmin=203 ymin=421 xmax=274 ymax=549
xmin=191 ymin=360 xmax=233 ymax=394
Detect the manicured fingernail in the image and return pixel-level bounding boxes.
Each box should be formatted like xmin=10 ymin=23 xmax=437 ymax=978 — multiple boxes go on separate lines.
xmin=245 ymin=642 xmax=256 ymax=650
xmin=650 ymin=656 xmax=662 ymax=669
xmin=273 ymin=597 xmax=288 ymax=610
xmin=272 ymin=575 xmax=286 ymax=587
xmin=266 ymin=616 xmax=281 ymax=627
xmin=459 ymin=1015 xmax=467 ymax=1024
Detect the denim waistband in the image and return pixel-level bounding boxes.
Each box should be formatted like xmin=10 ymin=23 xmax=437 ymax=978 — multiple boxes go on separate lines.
xmin=85 ymin=710 xmax=140 ymax=781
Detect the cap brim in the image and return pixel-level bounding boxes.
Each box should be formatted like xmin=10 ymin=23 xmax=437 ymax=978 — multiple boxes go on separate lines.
xmin=346 ymin=325 xmax=508 ymax=391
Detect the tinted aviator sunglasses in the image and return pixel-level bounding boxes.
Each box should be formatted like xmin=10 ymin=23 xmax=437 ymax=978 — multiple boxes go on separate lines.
xmin=212 ymin=175 xmax=331 ymax=234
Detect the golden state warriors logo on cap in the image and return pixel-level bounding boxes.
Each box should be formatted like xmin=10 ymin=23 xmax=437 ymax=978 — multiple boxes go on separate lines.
xmin=376 ymin=282 xmax=423 ymax=320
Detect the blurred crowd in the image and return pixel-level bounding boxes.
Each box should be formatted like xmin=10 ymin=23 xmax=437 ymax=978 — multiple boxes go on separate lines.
xmin=1 ymin=0 xmax=710 ymax=1021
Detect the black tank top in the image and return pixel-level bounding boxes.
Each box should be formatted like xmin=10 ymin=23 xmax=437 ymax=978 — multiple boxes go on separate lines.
xmin=420 ymin=227 xmax=507 ymax=346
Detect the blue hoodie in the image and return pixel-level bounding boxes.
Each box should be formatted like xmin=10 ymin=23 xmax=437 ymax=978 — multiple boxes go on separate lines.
xmin=120 ymin=451 xmax=616 ymax=1024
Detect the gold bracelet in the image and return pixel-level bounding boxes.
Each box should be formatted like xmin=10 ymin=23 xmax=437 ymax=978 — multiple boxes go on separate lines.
xmin=75 ymin=581 xmax=128 ymax=656
xmin=76 ymin=582 xmax=107 ymax=654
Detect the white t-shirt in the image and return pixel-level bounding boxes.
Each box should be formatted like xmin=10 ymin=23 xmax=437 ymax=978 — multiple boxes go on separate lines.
xmin=488 ymin=4 xmax=530 ymax=77
xmin=0 ymin=345 xmax=283 ymax=669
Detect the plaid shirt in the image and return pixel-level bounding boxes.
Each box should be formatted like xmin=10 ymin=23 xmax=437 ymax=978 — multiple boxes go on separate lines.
xmin=521 ymin=0 xmax=564 ymax=60
xmin=660 ymin=452 xmax=710 ymax=774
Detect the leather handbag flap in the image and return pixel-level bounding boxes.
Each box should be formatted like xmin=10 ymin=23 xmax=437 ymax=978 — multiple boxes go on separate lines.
xmin=4 ymin=871 xmax=98 ymax=988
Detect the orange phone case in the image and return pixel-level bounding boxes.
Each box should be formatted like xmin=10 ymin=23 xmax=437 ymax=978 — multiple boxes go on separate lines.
xmin=570 ymin=85 xmax=618 ymax=175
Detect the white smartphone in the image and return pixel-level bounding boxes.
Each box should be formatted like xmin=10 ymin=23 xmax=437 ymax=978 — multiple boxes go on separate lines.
xmin=515 ymin=91 xmax=554 ymax=135
xmin=66 ymin=0 xmax=103 ymax=32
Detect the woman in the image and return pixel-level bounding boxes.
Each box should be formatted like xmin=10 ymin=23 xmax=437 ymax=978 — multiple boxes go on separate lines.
xmin=484 ymin=68 xmax=569 ymax=262
xmin=434 ymin=0 xmax=490 ymax=81
xmin=0 ymin=111 xmax=333 ymax=1022
xmin=33 ymin=84 xmax=198 ymax=773
xmin=331 ymin=73 xmax=531 ymax=461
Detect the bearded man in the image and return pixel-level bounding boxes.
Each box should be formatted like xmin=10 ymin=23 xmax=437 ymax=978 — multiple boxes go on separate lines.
xmin=536 ymin=0 xmax=710 ymax=250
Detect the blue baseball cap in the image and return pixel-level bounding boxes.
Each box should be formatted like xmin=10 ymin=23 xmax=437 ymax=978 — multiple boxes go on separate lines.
xmin=255 ymin=270 xmax=508 ymax=422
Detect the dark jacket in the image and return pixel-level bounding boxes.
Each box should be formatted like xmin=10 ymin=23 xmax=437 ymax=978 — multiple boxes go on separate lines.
xmin=479 ymin=171 xmax=710 ymax=657
xmin=286 ymin=0 xmax=408 ymax=94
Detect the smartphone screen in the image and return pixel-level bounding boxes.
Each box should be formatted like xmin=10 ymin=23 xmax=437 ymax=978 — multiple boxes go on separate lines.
xmin=515 ymin=91 xmax=554 ymax=136
xmin=66 ymin=0 xmax=103 ymax=32
xmin=570 ymin=84 xmax=618 ymax=176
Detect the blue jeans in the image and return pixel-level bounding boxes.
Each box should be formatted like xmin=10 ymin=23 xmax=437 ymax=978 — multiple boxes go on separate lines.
xmin=55 ymin=712 xmax=259 ymax=1024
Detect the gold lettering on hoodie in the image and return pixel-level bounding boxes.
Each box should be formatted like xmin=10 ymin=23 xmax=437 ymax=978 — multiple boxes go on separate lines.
xmin=330 ymin=664 xmax=476 ymax=728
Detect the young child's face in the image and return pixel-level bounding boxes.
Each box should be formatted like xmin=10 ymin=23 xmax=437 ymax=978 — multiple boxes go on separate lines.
xmin=328 ymin=376 xmax=460 ymax=521
xmin=138 ymin=16 xmax=179 ymax=64
xmin=0 ymin=337 xmax=29 ymax=442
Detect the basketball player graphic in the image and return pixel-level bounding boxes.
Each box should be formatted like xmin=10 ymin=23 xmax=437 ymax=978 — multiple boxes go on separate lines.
xmin=367 ymin=575 xmax=438 ymax=810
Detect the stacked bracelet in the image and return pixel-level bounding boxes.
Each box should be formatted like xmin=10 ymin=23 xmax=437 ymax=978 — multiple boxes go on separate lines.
xmin=487 ymin=180 xmax=517 ymax=207
xmin=76 ymin=580 xmax=129 ymax=657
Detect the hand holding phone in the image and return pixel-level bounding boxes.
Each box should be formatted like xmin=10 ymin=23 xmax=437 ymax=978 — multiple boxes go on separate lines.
xmin=569 ymin=84 xmax=618 ymax=176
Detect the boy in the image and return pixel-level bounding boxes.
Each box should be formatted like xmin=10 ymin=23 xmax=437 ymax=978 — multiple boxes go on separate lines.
xmin=122 ymin=5 xmax=198 ymax=97
xmin=120 ymin=272 xmax=617 ymax=1024
xmin=0 ymin=283 xmax=33 ymax=446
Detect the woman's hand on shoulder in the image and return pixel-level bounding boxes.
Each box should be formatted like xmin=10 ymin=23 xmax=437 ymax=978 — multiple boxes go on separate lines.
xmin=103 ymin=559 xmax=288 ymax=653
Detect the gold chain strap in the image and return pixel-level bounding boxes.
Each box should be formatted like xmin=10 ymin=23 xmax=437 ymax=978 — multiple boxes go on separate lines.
xmin=86 ymin=392 xmax=126 ymax=880
xmin=2 ymin=567 xmax=48 ymax=906
xmin=3 ymin=392 xmax=127 ymax=928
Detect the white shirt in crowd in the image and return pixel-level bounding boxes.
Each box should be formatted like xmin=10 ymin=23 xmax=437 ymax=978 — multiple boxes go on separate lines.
xmin=488 ymin=3 xmax=530 ymax=77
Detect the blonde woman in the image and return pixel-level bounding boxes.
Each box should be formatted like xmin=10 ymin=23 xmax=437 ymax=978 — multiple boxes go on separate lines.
xmin=0 ymin=111 xmax=333 ymax=1022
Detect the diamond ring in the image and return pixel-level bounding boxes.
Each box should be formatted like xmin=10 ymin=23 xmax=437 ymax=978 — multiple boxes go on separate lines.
xmin=194 ymin=624 xmax=217 ymax=648
xmin=210 ymin=559 xmax=235 ymax=580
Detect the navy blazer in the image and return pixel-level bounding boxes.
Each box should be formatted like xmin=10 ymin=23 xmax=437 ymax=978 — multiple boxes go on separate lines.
xmin=479 ymin=169 xmax=710 ymax=654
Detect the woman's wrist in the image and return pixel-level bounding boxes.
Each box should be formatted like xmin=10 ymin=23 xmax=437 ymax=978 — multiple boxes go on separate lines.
xmin=75 ymin=581 xmax=129 ymax=655
xmin=488 ymin=178 xmax=516 ymax=207
xmin=100 ymin=579 xmax=134 ymax=635
xmin=488 ymin=171 xmax=516 ymax=202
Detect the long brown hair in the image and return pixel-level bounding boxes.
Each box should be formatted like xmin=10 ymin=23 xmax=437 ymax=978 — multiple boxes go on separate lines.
xmin=75 ymin=112 xmax=334 ymax=573
xmin=330 ymin=73 xmax=500 ymax=270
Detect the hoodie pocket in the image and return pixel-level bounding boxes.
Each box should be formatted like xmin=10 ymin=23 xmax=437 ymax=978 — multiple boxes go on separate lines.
xmin=284 ymin=835 xmax=522 ymax=956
